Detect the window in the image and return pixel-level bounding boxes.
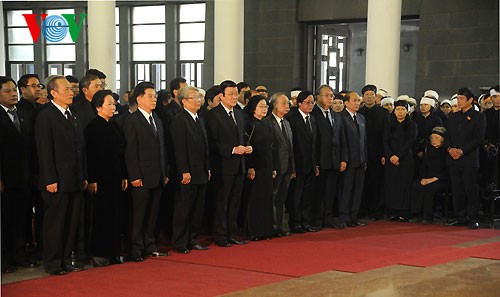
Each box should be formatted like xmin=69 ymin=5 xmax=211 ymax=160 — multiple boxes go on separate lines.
xmin=131 ymin=5 xmax=167 ymax=89
xmin=6 ymin=10 xmax=35 ymax=82
xmin=44 ymin=9 xmax=77 ymax=76
xmin=178 ymin=3 xmax=206 ymax=87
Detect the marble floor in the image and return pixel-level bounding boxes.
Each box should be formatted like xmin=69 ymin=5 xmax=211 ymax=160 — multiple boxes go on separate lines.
xmin=223 ymin=258 xmax=500 ymax=297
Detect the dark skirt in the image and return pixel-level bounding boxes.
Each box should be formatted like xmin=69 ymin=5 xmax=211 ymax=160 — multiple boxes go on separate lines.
xmin=246 ymin=168 xmax=275 ymax=238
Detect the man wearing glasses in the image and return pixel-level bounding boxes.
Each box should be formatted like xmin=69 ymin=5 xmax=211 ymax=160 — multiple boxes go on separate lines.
xmin=17 ymin=74 xmax=43 ymax=112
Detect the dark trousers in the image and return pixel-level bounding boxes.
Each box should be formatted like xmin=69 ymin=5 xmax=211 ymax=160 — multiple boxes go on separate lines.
xmin=362 ymin=159 xmax=385 ymax=218
xmin=42 ymin=191 xmax=83 ymax=273
xmin=289 ymin=171 xmax=315 ymax=227
xmin=75 ymin=190 xmax=92 ymax=258
xmin=2 ymin=188 xmax=30 ymax=267
xmin=129 ymin=185 xmax=162 ymax=258
xmin=171 ymin=183 xmax=206 ymax=250
xmin=339 ymin=166 xmax=365 ymax=222
xmin=411 ymin=180 xmax=447 ymax=219
xmin=272 ymin=173 xmax=292 ymax=232
xmin=213 ymin=174 xmax=244 ymax=243
xmin=449 ymin=165 xmax=479 ymax=220
xmin=314 ymin=168 xmax=339 ymax=226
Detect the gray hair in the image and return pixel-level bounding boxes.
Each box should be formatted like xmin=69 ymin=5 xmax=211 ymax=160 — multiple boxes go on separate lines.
xmin=178 ymin=85 xmax=199 ymax=104
xmin=269 ymin=92 xmax=288 ymax=109
xmin=316 ymin=84 xmax=334 ymax=96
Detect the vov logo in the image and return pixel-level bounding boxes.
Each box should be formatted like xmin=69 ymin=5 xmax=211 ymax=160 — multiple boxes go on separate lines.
xmin=23 ymin=14 xmax=87 ymax=42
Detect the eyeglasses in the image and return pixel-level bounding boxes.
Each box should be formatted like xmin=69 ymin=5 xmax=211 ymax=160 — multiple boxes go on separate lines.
xmin=257 ymin=104 xmax=269 ymax=109
xmin=321 ymin=94 xmax=334 ymax=98
xmin=302 ymin=100 xmax=315 ymax=105
xmin=256 ymin=89 xmax=268 ymax=93
xmin=28 ymin=84 xmax=42 ymax=89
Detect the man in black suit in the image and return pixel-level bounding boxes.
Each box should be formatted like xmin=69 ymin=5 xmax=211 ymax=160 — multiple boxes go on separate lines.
xmin=123 ymin=82 xmax=169 ymax=261
xmin=16 ymin=74 xmax=42 ymax=113
xmin=206 ymin=80 xmax=252 ymax=247
xmin=263 ymin=92 xmax=295 ymax=237
xmin=286 ymin=90 xmax=319 ymax=233
xmin=169 ymin=86 xmax=210 ymax=253
xmin=358 ymin=84 xmax=388 ymax=220
xmin=339 ymin=91 xmax=367 ymax=227
xmin=0 ymin=76 xmax=39 ymax=273
xmin=445 ymin=87 xmax=486 ymax=229
xmin=35 ymin=76 xmax=88 ymax=275
xmin=312 ymin=85 xmax=348 ymax=229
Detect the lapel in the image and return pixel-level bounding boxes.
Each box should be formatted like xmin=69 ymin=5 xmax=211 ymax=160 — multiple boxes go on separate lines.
xmin=300 ymin=113 xmax=312 ymax=139
xmin=136 ymin=110 xmax=159 ymax=141
xmin=343 ymin=109 xmax=358 ymax=135
xmin=0 ymin=108 xmax=20 ymax=135
xmin=49 ymin=103 xmax=76 ymax=138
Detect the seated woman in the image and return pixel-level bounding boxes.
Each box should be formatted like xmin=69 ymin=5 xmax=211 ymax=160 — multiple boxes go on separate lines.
xmin=410 ymin=126 xmax=449 ymax=224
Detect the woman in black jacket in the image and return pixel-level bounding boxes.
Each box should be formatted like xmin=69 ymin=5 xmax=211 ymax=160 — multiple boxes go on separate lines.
xmin=384 ymin=100 xmax=418 ymax=221
xmin=410 ymin=127 xmax=449 ymax=224
xmin=85 ymin=90 xmax=128 ymax=267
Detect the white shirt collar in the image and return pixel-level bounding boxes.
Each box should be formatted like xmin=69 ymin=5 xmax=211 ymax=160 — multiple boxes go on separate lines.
xmin=221 ymin=103 xmax=233 ymax=115
xmin=184 ymin=108 xmax=198 ymax=121
xmin=272 ymin=112 xmax=284 ymax=125
xmin=52 ymin=100 xmax=70 ymax=116
xmin=0 ymin=104 xmax=14 ymax=113
xmin=346 ymin=108 xmax=356 ymax=119
xmin=138 ymin=107 xmax=153 ymax=121
xmin=298 ymin=108 xmax=309 ymax=121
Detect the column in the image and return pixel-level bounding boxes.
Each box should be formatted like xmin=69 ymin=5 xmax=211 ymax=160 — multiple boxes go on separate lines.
xmin=214 ymin=0 xmax=244 ymax=84
xmin=87 ymin=0 xmax=116 ymax=91
xmin=0 ymin=0 xmax=5 ymax=75
xmin=365 ymin=0 xmax=402 ymax=97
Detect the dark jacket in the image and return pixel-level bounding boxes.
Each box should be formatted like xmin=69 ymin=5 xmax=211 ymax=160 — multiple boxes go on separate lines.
xmin=340 ymin=109 xmax=367 ymax=168
xmin=262 ymin=114 xmax=295 ymax=175
xmin=287 ymin=110 xmax=317 ymax=175
xmin=312 ymin=105 xmax=347 ymax=170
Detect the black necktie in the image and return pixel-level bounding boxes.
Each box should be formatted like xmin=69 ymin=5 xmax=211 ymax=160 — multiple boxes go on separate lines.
xmin=229 ymin=110 xmax=236 ymax=125
xmin=149 ymin=115 xmax=157 ymax=134
xmin=305 ymin=115 xmax=312 ymax=133
xmin=325 ymin=110 xmax=332 ymax=127
xmin=353 ymin=114 xmax=359 ymax=132
xmin=280 ymin=119 xmax=289 ymax=141
xmin=65 ymin=110 xmax=73 ymax=123
xmin=7 ymin=109 xmax=21 ymax=133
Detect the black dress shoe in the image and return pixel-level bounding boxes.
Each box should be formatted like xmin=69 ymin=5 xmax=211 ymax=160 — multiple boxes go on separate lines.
xmin=469 ymin=221 xmax=479 ymax=229
xmin=250 ymin=236 xmax=262 ymax=241
xmin=445 ymin=219 xmax=465 ymax=226
xmin=215 ymin=241 xmax=232 ymax=247
xmin=131 ymin=256 xmax=144 ymax=262
xmin=46 ymin=269 xmax=67 ymax=276
xmin=346 ymin=221 xmax=358 ymax=227
xmin=228 ymin=238 xmax=247 ymax=245
xmin=291 ymin=226 xmax=305 ymax=234
xmin=388 ymin=216 xmax=398 ymax=221
xmin=303 ymin=225 xmax=319 ymax=232
xmin=352 ymin=220 xmax=367 ymax=226
xmin=190 ymin=244 xmax=209 ymax=250
xmin=17 ymin=260 xmax=40 ymax=268
xmin=173 ymin=248 xmax=190 ymax=254
xmin=64 ymin=264 xmax=84 ymax=272
xmin=108 ymin=257 xmax=123 ymax=265
xmin=149 ymin=251 xmax=169 ymax=257
xmin=279 ymin=231 xmax=292 ymax=236
xmin=421 ymin=219 xmax=433 ymax=225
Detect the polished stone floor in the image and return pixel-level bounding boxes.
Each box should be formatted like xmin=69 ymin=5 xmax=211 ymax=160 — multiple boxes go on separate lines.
xmin=223 ymin=258 xmax=500 ymax=297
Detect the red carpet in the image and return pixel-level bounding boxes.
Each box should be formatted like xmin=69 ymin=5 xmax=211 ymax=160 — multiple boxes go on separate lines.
xmin=3 ymin=221 xmax=500 ymax=297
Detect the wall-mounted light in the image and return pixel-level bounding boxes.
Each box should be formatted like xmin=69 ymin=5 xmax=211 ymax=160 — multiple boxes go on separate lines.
xmin=355 ymin=48 xmax=364 ymax=56
xmin=403 ymin=43 xmax=412 ymax=52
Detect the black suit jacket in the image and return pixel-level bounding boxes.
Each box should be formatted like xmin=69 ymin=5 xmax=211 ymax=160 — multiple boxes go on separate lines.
xmin=206 ymin=104 xmax=246 ymax=175
xmin=71 ymin=98 xmax=96 ymax=129
xmin=123 ymin=110 xmax=168 ymax=189
xmin=312 ymin=105 xmax=348 ymax=170
xmin=445 ymin=108 xmax=486 ymax=167
xmin=170 ymin=110 xmax=209 ymax=184
xmin=340 ymin=109 xmax=367 ymax=168
xmin=262 ymin=114 xmax=295 ymax=175
xmin=0 ymin=107 xmax=34 ymax=188
xmin=287 ymin=110 xmax=317 ymax=175
xmin=34 ymin=102 xmax=87 ymax=192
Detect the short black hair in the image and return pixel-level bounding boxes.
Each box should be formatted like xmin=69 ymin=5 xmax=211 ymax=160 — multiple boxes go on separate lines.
xmin=85 ymin=69 xmax=106 ymax=79
xmin=65 ymin=75 xmax=79 ymax=84
xmin=91 ymin=89 xmax=114 ymax=110
xmin=112 ymin=92 xmax=120 ymax=102
xmin=220 ymin=80 xmax=237 ymax=95
xmin=244 ymin=95 xmax=266 ymax=117
xmin=296 ymin=90 xmax=313 ymax=104
xmin=361 ymin=84 xmax=377 ymax=95
xmin=236 ymin=82 xmax=250 ymax=93
xmin=157 ymin=89 xmax=171 ymax=105
xmin=18 ymin=74 xmax=39 ymax=89
xmin=169 ymin=77 xmax=187 ymax=97
xmin=457 ymin=87 xmax=474 ymax=100
xmin=79 ymin=74 xmax=100 ymax=95
xmin=134 ymin=81 xmax=155 ymax=98
xmin=205 ymin=85 xmax=222 ymax=103
xmin=0 ymin=76 xmax=17 ymax=89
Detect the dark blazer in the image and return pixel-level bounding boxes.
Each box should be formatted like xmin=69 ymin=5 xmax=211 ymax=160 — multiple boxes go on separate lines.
xmin=34 ymin=102 xmax=87 ymax=192
xmin=445 ymin=107 xmax=486 ymax=167
xmin=312 ymin=105 xmax=347 ymax=170
xmin=84 ymin=116 xmax=126 ymax=184
xmin=206 ymin=104 xmax=246 ymax=175
xmin=262 ymin=114 xmax=294 ymax=175
xmin=170 ymin=110 xmax=209 ymax=184
xmin=358 ymin=105 xmax=388 ymax=161
xmin=287 ymin=110 xmax=317 ymax=175
xmin=71 ymin=98 xmax=96 ymax=129
xmin=0 ymin=107 xmax=33 ymax=188
xmin=123 ymin=110 xmax=168 ymax=189
xmin=340 ymin=109 xmax=367 ymax=168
